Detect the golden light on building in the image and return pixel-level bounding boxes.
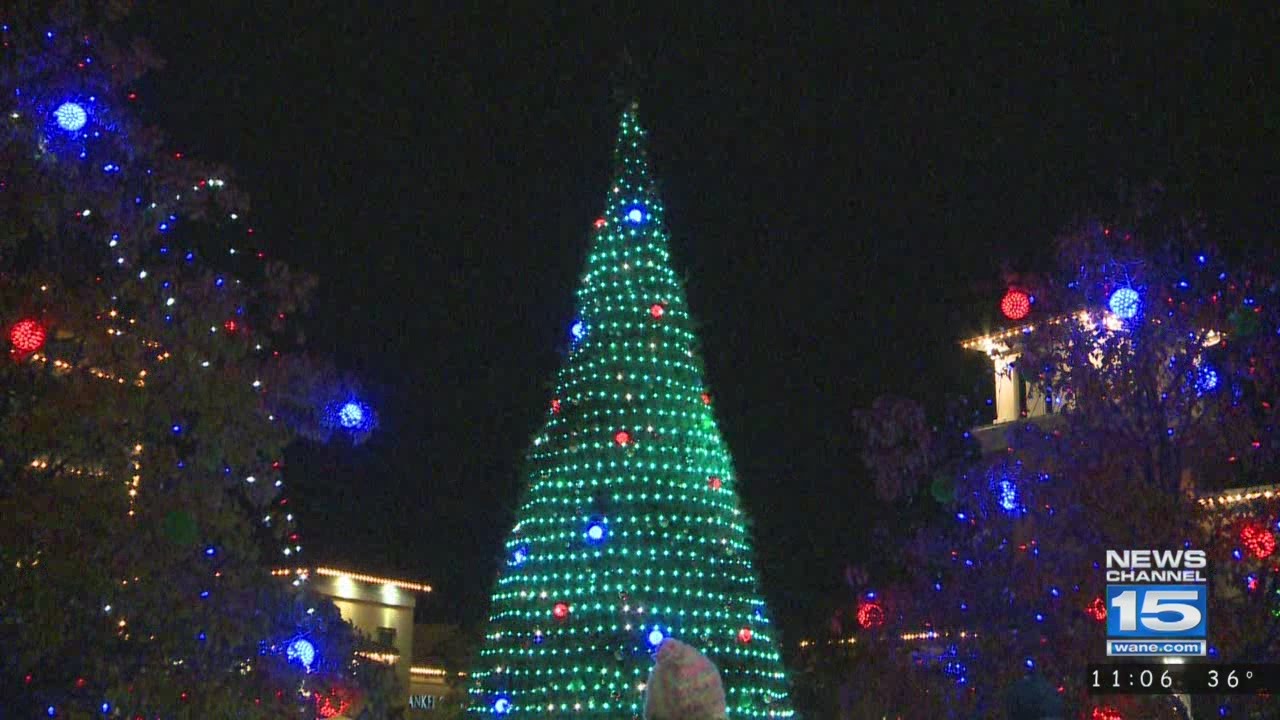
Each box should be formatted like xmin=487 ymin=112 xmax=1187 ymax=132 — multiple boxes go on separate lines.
xmin=355 ymin=650 xmax=400 ymax=665
xmin=312 ymin=566 xmax=433 ymax=593
xmin=1197 ymin=485 xmax=1280 ymax=509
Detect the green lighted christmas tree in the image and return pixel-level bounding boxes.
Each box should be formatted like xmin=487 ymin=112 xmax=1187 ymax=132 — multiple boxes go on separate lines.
xmin=467 ymin=102 xmax=794 ymax=719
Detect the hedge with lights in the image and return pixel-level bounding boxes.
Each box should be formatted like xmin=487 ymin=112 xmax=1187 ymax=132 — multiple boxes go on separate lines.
xmin=467 ymin=103 xmax=794 ymax=718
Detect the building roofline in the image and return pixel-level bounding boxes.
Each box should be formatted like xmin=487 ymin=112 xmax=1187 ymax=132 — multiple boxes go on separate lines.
xmin=272 ymin=566 xmax=434 ymax=593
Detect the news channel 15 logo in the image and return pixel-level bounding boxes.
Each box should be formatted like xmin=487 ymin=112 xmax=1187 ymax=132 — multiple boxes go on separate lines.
xmin=1104 ymin=549 xmax=1208 ymax=657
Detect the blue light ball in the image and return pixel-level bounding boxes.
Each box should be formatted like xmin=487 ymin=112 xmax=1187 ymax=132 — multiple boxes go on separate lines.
xmin=586 ymin=521 xmax=606 ymax=542
xmin=46 ymin=707 xmax=57 ymax=718
xmin=493 ymin=696 xmax=512 ymax=715
xmin=100 ymin=702 xmax=111 ymax=714
xmin=338 ymin=401 xmax=365 ymax=429
xmin=286 ymin=638 xmax=315 ymax=669
xmin=648 ymin=628 xmax=665 ymax=646
xmin=1108 ymin=287 xmax=1141 ymax=319
xmin=626 ymin=208 xmax=644 ymax=223
xmin=570 ymin=319 xmax=586 ymax=342
xmin=54 ymin=102 xmax=87 ymax=131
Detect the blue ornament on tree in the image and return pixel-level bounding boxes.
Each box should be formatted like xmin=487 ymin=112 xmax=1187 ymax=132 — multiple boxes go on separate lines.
xmin=1108 ymin=287 xmax=1141 ymax=319
xmin=286 ymin=637 xmax=315 ymax=671
xmin=54 ymin=102 xmax=87 ymax=131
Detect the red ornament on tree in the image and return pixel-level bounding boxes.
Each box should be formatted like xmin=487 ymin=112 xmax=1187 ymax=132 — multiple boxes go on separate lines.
xmin=700 ymin=392 xmax=712 ymax=405
xmin=553 ymin=601 xmax=570 ymax=620
xmin=1091 ymin=706 xmax=1123 ymax=720
xmin=223 ymin=319 xmax=238 ymax=333
xmin=10 ymin=318 xmax=47 ymax=353
xmin=1000 ymin=289 xmax=1032 ymax=321
xmin=737 ymin=627 xmax=753 ymax=643
xmin=856 ymin=600 xmax=886 ymax=629
xmin=315 ymin=687 xmax=352 ymax=719
xmin=1086 ymin=597 xmax=1108 ymax=622
xmin=550 ymin=398 xmax=562 ymax=415
xmin=708 ymin=476 xmax=723 ymax=490
xmin=594 ymin=217 xmax=606 ymax=229
xmin=649 ymin=303 xmax=665 ymax=318
xmin=1241 ymin=521 xmax=1276 ymax=559
xmin=614 ymin=430 xmax=632 ymax=446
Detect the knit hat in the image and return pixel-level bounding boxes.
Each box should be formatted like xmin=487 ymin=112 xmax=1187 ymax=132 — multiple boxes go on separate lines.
xmin=644 ymin=638 xmax=728 ymax=720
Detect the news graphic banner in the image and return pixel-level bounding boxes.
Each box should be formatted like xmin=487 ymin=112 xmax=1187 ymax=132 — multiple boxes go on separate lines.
xmin=1088 ymin=664 xmax=1280 ymax=695
xmin=1105 ymin=550 xmax=1207 ymax=658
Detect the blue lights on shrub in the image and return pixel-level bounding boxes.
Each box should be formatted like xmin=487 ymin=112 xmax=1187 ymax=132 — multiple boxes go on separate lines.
xmin=54 ymin=101 xmax=87 ymax=131
xmin=1196 ymin=365 xmax=1219 ymax=394
xmin=1108 ymin=287 xmax=1141 ymax=319
xmin=493 ymin=696 xmax=512 ymax=715
xmin=996 ymin=478 xmax=1019 ymax=512
xmin=286 ymin=638 xmax=316 ymax=670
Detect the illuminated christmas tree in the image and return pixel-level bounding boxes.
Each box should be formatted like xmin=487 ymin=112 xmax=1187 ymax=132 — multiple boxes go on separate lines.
xmin=0 ymin=6 xmax=388 ymax=718
xmin=467 ymin=102 xmax=794 ymax=718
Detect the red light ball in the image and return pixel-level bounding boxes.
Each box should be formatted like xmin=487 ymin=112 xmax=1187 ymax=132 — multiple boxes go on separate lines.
xmin=708 ymin=477 xmax=723 ymax=490
xmin=701 ymin=392 xmax=712 ymax=405
xmin=553 ymin=601 xmax=570 ymax=620
xmin=550 ymin=398 xmax=561 ymax=414
xmin=1241 ymin=522 xmax=1276 ymax=559
xmin=856 ymin=600 xmax=885 ymax=629
xmin=1086 ymin=597 xmax=1107 ymax=622
xmin=594 ymin=217 xmax=606 ymax=229
xmin=1000 ymin=289 xmax=1032 ymax=321
xmin=223 ymin=319 xmax=238 ymax=333
xmin=737 ymin=627 xmax=753 ymax=643
xmin=614 ymin=430 xmax=632 ymax=446
xmin=10 ymin=318 xmax=47 ymax=353
xmin=1091 ymin=706 xmax=1123 ymax=720
xmin=649 ymin=303 xmax=665 ymax=318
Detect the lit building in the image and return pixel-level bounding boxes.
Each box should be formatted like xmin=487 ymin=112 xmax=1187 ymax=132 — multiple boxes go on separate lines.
xmin=275 ymin=567 xmax=433 ymax=714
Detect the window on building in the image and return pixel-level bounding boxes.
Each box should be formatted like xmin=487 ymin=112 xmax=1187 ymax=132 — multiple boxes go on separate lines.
xmin=376 ymin=626 xmax=397 ymax=647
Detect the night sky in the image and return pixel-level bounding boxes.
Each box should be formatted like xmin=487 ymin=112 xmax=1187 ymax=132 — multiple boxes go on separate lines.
xmin=137 ymin=6 xmax=1276 ymax=639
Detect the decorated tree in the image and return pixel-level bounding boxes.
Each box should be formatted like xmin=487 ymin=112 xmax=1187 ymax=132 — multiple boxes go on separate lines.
xmin=466 ymin=102 xmax=794 ymax=718
xmin=849 ymin=189 xmax=1280 ymax=719
xmin=0 ymin=4 xmax=389 ymax=718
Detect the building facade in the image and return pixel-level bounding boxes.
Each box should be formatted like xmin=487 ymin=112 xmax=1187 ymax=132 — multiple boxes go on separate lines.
xmin=277 ymin=567 xmax=433 ymax=716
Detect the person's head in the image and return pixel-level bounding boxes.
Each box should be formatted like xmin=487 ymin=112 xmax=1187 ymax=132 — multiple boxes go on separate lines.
xmin=644 ymin=638 xmax=727 ymax=720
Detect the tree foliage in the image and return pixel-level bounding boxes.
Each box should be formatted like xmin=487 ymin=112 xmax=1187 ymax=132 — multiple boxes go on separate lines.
xmin=849 ymin=190 xmax=1280 ymax=719
xmin=0 ymin=4 xmax=385 ymax=717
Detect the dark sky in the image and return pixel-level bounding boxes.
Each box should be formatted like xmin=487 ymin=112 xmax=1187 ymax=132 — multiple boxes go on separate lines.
xmin=139 ymin=5 xmax=1277 ymax=638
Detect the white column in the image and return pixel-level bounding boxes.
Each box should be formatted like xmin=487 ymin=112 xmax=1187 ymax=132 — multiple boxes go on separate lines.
xmin=993 ymin=353 xmax=1021 ymax=424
